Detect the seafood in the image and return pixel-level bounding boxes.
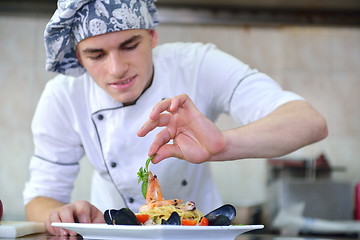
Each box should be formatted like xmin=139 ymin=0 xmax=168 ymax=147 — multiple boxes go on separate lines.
xmin=139 ymin=172 xmax=182 ymax=212
xmin=104 ymin=170 xmax=236 ymax=226
xmin=104 ymin=208 xmax=141 ymax=225
xmin=204 ymin=204 xmax=236 ymax=226
xmin=161 ymin=212 xmax=181 ymax=225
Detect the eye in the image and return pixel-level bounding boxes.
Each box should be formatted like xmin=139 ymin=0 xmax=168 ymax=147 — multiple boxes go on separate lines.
xmin=123 ymin=42 xmax=139 ymax=51
xmin=88 ymin=53 xmax=105 ymax=60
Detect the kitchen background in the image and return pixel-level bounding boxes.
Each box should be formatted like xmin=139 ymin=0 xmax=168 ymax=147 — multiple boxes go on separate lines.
xmin=0 ymin=0 xmax=359 ymax=232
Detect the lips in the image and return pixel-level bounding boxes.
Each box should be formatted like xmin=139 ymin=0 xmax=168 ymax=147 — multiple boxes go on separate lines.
xmin=109 ymin=75 xmax=136 ymax=86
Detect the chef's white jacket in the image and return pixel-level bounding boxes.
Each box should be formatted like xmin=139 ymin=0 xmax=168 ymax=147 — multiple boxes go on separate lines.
xmin=23 ymin=42 xmax=303 ymax=214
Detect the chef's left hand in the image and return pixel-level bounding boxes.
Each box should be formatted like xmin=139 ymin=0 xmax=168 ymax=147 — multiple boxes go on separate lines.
xmin=45 ymin=200 xmax=104 ymax=235
xmin=137 ymin=94 xmax=226 ymax=164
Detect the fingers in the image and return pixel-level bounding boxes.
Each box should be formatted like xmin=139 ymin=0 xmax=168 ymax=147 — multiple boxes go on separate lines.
xmin=137 ymin=113 xmax=171 ymax=137
xmin=147 ymin=128 xmax=172 ymax=157
xmin=45 ymin=215 xmax=58 ymax=235
xmin=48 ymin=205 xmax=77 ymax=236
xmin=47 ymin=210 xmax=76 ymax=236
xmin=77 ymin=201 xmax=104 ymax=224
xmin=148 ymin=98 xmax=172 ymax=120
xmin=87 ymin=202 xmax=105 ymax=224
xmin=92 ymin=211 xmax=106 ymax=223
xmin=168 ymin=94 xmax=188 ymax=112
xmin=139 ymin=94 xmax=206 ymax=163
xmin=149 ymin=94 xmax=190 ymax=121
xmin=152 ymin=144 xmax=182 ymax=164
xmin=138 ymin=94 xmax=193 ymax=138
xmin=47 ymin=201 xmax=103 ymax=236
xmin=73 ymin=201 xmax=92 ymax=224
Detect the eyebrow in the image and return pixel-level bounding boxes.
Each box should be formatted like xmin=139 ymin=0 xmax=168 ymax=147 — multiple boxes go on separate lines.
xmin=120 ymin=35 xmax=143 ymax=48
xmin=81 ymin=35 xmax=143 ymax=54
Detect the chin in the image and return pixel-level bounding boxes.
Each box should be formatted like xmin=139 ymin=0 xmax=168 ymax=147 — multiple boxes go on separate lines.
xmin=117 ymin=95 xmax=139 ymax=105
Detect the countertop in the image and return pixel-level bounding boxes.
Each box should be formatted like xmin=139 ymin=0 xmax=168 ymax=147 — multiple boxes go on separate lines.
xmin=7 ymin=233 xmax=359 ymax=240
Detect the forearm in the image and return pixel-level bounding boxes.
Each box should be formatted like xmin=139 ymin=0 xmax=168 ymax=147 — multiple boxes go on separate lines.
xmin=212 ymin=100 xmax=328 ymax=161
xmin=25 ymin=196 xmax=65 ymax=222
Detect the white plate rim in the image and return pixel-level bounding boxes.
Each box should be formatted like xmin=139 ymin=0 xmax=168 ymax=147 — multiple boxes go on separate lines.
xmin=52 ymin=222 xmax=264 ymax=240
xmin=52 ymin=222 xmax=264 ymax=230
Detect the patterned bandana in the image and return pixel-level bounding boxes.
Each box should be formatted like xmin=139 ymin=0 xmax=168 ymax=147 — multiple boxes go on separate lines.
xmin=44 ymin=0 xmax=159 ymax=76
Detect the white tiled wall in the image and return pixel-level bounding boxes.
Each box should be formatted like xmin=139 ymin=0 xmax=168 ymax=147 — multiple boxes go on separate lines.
xmin=1 ymin=14 xmax=359 ymax=220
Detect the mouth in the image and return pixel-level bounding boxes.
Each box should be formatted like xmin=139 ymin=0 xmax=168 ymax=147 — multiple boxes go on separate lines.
xmin=109 ymin=75 xmax=136 ymax=86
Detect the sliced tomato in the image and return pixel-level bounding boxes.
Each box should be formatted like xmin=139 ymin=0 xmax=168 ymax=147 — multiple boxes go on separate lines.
xmin=199 ymin=217 xmax=209 ymax=226
xmin=136 ymin=214 xmax=149 ymax=224
xmin=181 ymin=219 xmax=198 ymax=226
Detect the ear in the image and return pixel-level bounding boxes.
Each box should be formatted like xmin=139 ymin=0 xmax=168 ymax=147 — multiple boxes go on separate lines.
xmin=148 ymin=30 xmax=158 ymax=49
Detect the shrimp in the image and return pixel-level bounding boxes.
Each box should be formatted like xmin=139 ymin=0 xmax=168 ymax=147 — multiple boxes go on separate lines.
xmin=145 ymin=172 xmax=164 ymax=202
xmin=139 ymin=171 xmax=182 ymax=212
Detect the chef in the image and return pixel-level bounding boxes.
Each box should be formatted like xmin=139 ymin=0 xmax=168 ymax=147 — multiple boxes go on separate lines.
xmin=23 ymin=0 xmax=328 ymax=235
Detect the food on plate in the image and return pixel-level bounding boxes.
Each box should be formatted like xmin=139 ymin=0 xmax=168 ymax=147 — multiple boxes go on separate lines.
xmin=104 ymin=202 xmax=236 ymax=226
xmin=103 ymin=156 xmax=236 ymax=226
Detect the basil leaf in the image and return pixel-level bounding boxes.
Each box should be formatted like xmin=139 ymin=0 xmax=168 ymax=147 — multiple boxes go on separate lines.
xmin=137 ymin=155 xmax=156 ymax=199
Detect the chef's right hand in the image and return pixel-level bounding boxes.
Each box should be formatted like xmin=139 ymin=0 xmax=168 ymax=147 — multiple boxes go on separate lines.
xmin=138 ymin=94 xmax=226 ymax=164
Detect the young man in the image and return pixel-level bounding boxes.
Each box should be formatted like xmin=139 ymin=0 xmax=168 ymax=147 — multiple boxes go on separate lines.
xmin=24 ymin=0 xmax=328 ymax=235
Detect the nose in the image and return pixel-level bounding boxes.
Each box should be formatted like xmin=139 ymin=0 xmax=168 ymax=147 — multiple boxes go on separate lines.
xmin=108 ymin=52 xmax=129 ymax=77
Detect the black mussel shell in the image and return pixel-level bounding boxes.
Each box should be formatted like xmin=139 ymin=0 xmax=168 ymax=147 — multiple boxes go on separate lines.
xmin=206 ymin=214 xmax=232 ymax=226
xmin=204 ymin=204 xmax=236 ymax=226
xmin=161 ymin=211 xmax=181 ymax=225
xmin=104 ymin=209 xmax=116 ymax=225
xmin=104 ymin=208 xmax=141 ymax=225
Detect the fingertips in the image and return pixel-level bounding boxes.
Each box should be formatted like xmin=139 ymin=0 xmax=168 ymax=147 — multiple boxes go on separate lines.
xmin=169 ymin=97 xmax=180 ymax=112
xmin=47 ymin=212 xmax=64 ymax=235
xmin=152 ymin=145 xmax=181 ymax=164
xmin=169 ymin=94 xmax=189 ymax=112
xmin=137 ymin=119 xmax=156 ymax=137
xmin=49 ymin=226 xmax=68 ymax=236
xmin=45 ymin=221 xmax=57 ymax=235
xmin=150 ymin=101 xmax=166 ymax=119
xmin=137 ymin=123 xmax=154 ymax=137
xmin=148 ymin=145 xmax=158 ymax=158
xmin=151 ymin=151 xmax=168 ymax=164
xmin=151 ymin=154 xmax=161 ymax=164
xmin=137 ymin=125 xmax=146 ymax=137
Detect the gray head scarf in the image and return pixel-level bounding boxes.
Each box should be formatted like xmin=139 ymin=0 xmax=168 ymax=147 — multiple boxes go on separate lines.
xmin=44 ymin=0 xmax=159 ymax=76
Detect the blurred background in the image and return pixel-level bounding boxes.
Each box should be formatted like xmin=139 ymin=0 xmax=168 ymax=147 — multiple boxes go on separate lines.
xmin=0 ymin=0 xmax=359 ymax=236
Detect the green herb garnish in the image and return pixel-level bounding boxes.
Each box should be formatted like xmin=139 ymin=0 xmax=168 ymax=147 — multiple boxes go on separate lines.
xmin=137 ymin=155 xmax=155 ymax=199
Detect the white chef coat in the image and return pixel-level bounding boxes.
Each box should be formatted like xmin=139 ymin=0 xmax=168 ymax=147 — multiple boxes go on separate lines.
xmin=23 ymin=42 xmax=303 ymax=214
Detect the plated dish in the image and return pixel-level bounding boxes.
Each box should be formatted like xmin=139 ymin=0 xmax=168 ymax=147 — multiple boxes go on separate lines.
xmin=105 ymin=163 xmax=237 ymax=227
xmin=52 ymin=158 xmax=265 ymax=239
xmin=52 ymin=222 xmax=264 ymax=240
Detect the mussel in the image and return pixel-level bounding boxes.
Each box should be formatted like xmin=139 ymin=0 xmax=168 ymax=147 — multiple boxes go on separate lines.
xmin=161 ymin=211 xmax=181 ymax=225
xmin=204 ymin=204 xmax=236 ymax=226
xmin=104 ymin=208 xmax=141 ymax=225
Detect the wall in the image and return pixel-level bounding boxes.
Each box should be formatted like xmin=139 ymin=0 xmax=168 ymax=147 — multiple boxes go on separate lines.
xmin=0 ymin=14 xmax=359 ymax=220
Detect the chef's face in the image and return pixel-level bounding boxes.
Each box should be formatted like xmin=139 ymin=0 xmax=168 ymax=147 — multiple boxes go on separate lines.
xmin=76 ymin=29 xmax=158 ymax=104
